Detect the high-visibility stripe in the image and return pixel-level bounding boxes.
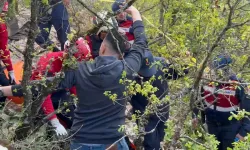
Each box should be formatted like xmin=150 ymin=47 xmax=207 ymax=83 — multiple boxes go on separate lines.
xmin=203 ymin=85 xmax=239 ymax=107
xmin=203 ymin=86 xmax=215 ymax=93
xmin=204 ymin=101 xmax=239 ymax=112
xmin=219 ymin=89 xmax=236 ymax=96
xmin=118 ymin=27 xmax=130 ymax=32
xmin=128 ymin=40 xmax=134 ymax=44
xmin=203 ymin=85 xmax=236 ymax=96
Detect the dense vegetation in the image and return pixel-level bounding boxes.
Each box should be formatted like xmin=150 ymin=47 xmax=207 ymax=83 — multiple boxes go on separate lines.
xmin=0 ymin=0 xmax=250 ymax=149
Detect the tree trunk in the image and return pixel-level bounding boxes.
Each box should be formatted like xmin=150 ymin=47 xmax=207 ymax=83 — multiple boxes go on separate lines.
xmin=22 ymin=0 xmax=39 ymax=118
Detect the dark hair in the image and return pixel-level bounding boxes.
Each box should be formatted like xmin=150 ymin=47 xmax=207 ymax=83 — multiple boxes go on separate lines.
xmin=104 ymin=28 xmax=129 ymax=54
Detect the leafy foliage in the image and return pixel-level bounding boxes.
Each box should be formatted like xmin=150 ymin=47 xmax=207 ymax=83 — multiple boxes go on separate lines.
xmin=1 ymin=0 xmax=250 ymax=149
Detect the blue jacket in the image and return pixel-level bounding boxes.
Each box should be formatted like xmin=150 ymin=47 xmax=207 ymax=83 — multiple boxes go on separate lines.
xmin=40 ymin=0 xmax=69 ymax=20
xmin=131 ymin=58 xmax=187 ymax=122
xmin=58 ymin=21 xmax=146 ymax=144
xmin=51 ymin=1 xmax=68 ymax=20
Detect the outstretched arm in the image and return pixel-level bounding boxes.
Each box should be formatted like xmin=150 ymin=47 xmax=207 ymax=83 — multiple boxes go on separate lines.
xmin=0 ymin=86 xmax=13 ymax=96
xmin=0 ymin=69 xmax=77 ymax=97
xmin=124 ymin=6 xmax=147 ymax=76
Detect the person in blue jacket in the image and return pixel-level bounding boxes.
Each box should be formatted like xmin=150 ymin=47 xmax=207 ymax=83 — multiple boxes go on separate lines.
xmin=36 ymin=0 xmax=70 ymax=52
xmin=0 ymin=5 xmax=147 ymax=150
xmin=193 ymin=55 xmax=250 ymax=150
xmin=131 ymin=51 xmax=187 ymax=150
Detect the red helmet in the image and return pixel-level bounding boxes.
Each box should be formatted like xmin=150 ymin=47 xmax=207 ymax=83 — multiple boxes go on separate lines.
xmin=2 ymin=1 xmax=8 ymax=12
xmin=73 ymin=37 xmax=91 ymax=61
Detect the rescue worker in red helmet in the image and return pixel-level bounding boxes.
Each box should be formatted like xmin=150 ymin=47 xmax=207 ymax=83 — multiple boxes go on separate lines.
xmin=31 ymin=37 xmax=91 ymax=136
xmin=192 ymin=55 xmax=250 ymax=150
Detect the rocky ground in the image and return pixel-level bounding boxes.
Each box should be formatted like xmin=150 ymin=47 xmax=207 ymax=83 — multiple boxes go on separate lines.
xmin=8 ymin=8 xmax=60 ymax=64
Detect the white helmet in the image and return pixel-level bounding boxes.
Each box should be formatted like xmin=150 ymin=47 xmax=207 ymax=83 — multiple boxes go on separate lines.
xmin=91 ymin=11 xmax=118 ymax=35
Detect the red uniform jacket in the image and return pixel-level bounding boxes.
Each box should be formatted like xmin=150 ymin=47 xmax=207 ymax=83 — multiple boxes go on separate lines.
xmin=85 ymin=35 xmax=102 ymax=59
xmin=2 ymin=1 xmax=8 ymax=12
xmin=118 ymin=17 xmax=135 ymax=44
xmin=203 ymin=83 xmax=239 ymax=112
xmin=31 ymin=52 xmax=76 ymax=120
xmin=0 ymin=1 xmax=13 ymax=71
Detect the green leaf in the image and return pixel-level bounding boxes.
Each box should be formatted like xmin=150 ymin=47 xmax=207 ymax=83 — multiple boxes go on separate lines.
xmin=191 ymin=57 xmax=196 ymax=63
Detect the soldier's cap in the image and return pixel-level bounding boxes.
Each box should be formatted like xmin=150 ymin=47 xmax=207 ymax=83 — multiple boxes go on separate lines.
xmin=138 ymin=51 xmax=158 ymax=77
xmin=112 ymin=0 xmax=125 ymax=13
xmin=212 ymin=55 xmax=232 ymax=69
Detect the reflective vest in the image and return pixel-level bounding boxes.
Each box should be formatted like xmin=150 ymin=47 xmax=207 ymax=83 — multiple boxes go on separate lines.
xmin=118 ymin=18 xmax=134 ymax=44
xmin=203 ymin=82 xmax=239 ymax=112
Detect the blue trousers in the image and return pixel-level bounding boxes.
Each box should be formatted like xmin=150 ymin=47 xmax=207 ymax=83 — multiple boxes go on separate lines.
xmin=36 ymin=18 xmax=70 ymax=51
xmin=207 ymin=121 xmax=241 ymax=150
xmin=0 ymin=64 xmax=9 ymax=103
xmin=143 ymin=118 xmax=165 ymax=150
xmin=70 ymin=138 xmax=129 ymax=150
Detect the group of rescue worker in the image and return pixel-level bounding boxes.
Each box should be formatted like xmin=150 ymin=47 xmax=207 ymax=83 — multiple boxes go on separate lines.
xmin=0 ymin=0 xmax=249 ymax=150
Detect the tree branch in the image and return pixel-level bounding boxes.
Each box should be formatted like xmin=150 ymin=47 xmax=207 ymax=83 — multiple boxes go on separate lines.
xmin=201 ymin=77 xmax=250 ymax=85
xmin=22 ymin=0 xmax=39 ymax=117
xmin=180 ymin=135 xmax=209 ymax=149
xmin=168 ymin=0 xmax=249 ymax=148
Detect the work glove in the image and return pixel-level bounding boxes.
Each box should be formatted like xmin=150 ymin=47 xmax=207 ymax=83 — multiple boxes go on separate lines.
xmin=50 ymin=118 xmax=68 ymax=137
xmin=64 ymin=40 xmax=70 ymax=50
xmin=0 ymin=144 xmax=8 ymax=150
xmin=8 ymin=71 xmax=16 ymax=85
